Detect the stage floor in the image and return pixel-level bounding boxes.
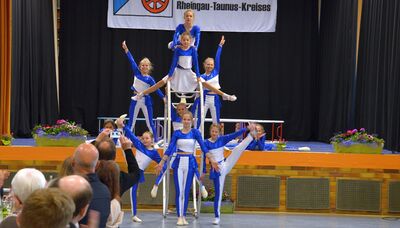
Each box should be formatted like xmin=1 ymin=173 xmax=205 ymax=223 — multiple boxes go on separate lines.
xmin=118 ymin=211 xmax=400 ymax=228
xmin=9 ymin=138 xmax=397 ymax=154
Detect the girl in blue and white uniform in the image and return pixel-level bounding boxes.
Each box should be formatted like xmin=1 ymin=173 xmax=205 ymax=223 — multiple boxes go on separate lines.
xmin=137 ymin=32 xmax=236 ymax=101
xmin=115 ymin=118 xmax=162 ymax=223
xmin=246 ymin=124 xmax=267 ymax=151
xmin=122 ymin=41 xmax=165 ymax=141
xmin=151 ymin=103 xmax=208 ymax=199
xmin=168 ymin=9 xmax=200 ymax=51
xmin=203 ymin=123 xmax=256 ymax=225
xmin=155 ymin=111 xmax=220 ymax=226
xmin=193 ymin=36 xmax=231 ymax=128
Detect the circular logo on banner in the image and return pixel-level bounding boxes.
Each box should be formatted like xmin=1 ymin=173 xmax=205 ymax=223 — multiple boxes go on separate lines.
xmin=141 ymin=0 xmax=169 ymax=14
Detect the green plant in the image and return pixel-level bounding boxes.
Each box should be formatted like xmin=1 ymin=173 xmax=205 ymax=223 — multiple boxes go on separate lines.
xmin=0 ymin=134 xmax=13 ymax=146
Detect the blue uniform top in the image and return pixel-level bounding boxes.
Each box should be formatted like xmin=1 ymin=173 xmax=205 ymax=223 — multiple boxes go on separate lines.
xmin=165 ymin=128 xmax=209 ymax=156
xmin=126 ymin=51 xmax=164 ymax=99
xmin=203 ymin=128 xmax=247 ymax=173
xmin=200 ymin=45 xmax=222 ymax=93
xmin=171 ymin=24 xmax=201 ymax=50
xmin=168 ymin=46 xmax=200 ymax=77
xmin=123 ymin=126 xmax=161 ymax=170
xmin=246 ymin=135 xmax=266 ymax=151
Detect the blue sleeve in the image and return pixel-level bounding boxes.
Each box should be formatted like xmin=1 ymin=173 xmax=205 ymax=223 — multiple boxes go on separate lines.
xmin=171 ymin=25 xmax=182 ymax=50
xmin=151 ymin=150 xmax=162 ymax=163
xmin=165 ymin=131 xmax=178 ymax=156
xmin=257 ymin=135 xmax=266 ymax=151
xmin=149 ymin=77 xmax=165 ymax=99
xmin=221 ymin=128 xmax=246 ymax=145
xmin=193 ymin=26 xmax=201 ymax=50
xmin=123 ymin=126 xmax=146 ymax=152
xmin=214 ymin=45 xmax=222 ymax=74
xmin=126 ymin=51 xmax=141 ymax=77
xmin=192 ymin=48 xmax=200 ymax=77
xmin=193 ymin=129 xmax=208 ymax=153
xmin=202 ymin=151 xmax=207 ymax=174
xmin=171 ymin=104 xmax=178 ymax=121
xmin=168 ymin=49 xmax=179 ymax=76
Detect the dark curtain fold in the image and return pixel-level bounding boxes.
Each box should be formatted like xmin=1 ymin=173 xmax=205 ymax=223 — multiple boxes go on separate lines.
xmin=60 ymin=0 xmax=318 ymax=139
xmin=11 ymin=0 xmax=58 ymax=137
xmin=356 ymin=0 xmax=400 ymax=151
xmin=317 ymin=0 xmax=358 ymax=142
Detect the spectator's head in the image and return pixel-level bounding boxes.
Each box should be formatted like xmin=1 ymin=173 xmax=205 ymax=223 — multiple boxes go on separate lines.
xmin=96 ymin=160 xmax=120 ymax=201
xmin=72 ymin=143 xmax=99 ymax=174
xmin=17 ymin=188 xmax=75 ymax=228
xmin=49 ymin=175 xmax=93 ymax=224
xmin=97 ymin=138 xmax=116 ymax=161
xmin=11 ymin=168 xmax=46 ymax=210
xmin=59 ymin=156 xmax=74 ymax=177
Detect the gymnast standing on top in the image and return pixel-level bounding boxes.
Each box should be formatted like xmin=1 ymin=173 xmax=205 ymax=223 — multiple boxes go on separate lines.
xmin=134 ymin=10 xmax=236 ymax=101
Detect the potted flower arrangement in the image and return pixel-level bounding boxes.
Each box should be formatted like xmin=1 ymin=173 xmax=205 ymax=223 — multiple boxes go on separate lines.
xmin=32 ymin=119 xmax=88 ymax=147
xmin=330 ymin=128 xmax=384 ymax=154
xmin=0 ymin=134 xmax=13 ymax=146
xmin=200 ymin=187 xmax=234 ymax=214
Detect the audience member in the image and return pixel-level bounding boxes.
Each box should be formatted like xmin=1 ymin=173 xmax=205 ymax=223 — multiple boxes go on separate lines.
xmin=48 ymin=175 xmax=93 ymax=228
xmin=59 ymin=156 xmax=74 ymax=177
xmin=0 ymin=168 xmax=46 ymax=228
xmin=72 ymin=143 xmax=110 ymax=228
xmin=17 ymin=188 xmax=74 ymax=228
xmin=96 ymin=135 xmax=141 ymax=195
xmin=96 ymin=160 xmax=124 ymax=228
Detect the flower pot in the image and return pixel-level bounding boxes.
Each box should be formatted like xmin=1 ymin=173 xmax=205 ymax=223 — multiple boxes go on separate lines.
xmin=34 ymin=135 xmax=86 ymax=147
xmin=332 ymin=142 xmax=383 ymax=154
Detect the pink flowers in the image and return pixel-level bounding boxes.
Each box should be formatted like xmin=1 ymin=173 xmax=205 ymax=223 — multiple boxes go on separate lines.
xmin=56 ymin=119 xmax=67 ymax=125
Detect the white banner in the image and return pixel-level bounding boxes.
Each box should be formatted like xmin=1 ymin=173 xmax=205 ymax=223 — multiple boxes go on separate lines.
xmin=108 ymin=0 xmax=277 ymax=32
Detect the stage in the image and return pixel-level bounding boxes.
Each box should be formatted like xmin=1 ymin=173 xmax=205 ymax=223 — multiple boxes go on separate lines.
xmin=1 ymin=139 xmax=400 ymax=216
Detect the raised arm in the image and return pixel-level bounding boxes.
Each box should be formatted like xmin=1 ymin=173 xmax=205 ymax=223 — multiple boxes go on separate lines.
xmin=123 ymin=126 xmax=146 ymax=153
xmin=220 ymin=128 xmax=246 ymax=145
xmin=122 ymin=41 xmax=141 ymax=76
xmin=214 ymin=36 xmax=224 ymax=74
xmin=193 ymin=26 xmax=201 ymax=50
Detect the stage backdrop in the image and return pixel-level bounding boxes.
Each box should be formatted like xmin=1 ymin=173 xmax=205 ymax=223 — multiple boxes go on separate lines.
xmin=108 ymin=0 xmax=277 ymax=32
xmin=60 ymin=0 xmax=317 ymax=141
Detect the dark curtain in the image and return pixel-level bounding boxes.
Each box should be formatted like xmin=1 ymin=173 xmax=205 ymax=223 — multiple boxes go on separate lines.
xmin=60 ymin=0 xmax=319 ymax=139
xmin=356 ymin=0 xmax=400 ymax=152
xmin=317 ymin=0 xmax=358 ymax=142
xmin=11 ymin=0 xmax=58 ymax=137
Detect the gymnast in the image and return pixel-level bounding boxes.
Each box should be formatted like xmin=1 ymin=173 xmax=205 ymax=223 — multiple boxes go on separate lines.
xmin=122 ymin=41 xmax=165 ymax=141
xmin=168 ymin=9 xmax=200 ymax=51
xmin=115 ymin=117 xmax=161 ymax=223
xmin=192 ymin=35 xmax=227 ymax=128
xmin=203 ymin=123 xmax=256 ymax=225
xmin=154 ymin=111 xmax=220 ymax=226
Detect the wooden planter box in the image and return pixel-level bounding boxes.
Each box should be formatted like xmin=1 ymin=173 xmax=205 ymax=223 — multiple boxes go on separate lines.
xmin=34 ymin=135 xmax=86 ymax=147
xmin=332 ymin=142 xmax=383 ymax=154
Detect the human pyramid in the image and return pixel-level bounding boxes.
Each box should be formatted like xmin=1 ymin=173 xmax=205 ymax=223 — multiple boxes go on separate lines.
xmin=118 ymin=9 xmax=261 ymax=226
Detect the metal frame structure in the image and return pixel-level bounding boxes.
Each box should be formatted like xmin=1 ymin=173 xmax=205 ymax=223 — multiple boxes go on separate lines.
xmin=161 ymin=81 xmax=205 ymax=218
